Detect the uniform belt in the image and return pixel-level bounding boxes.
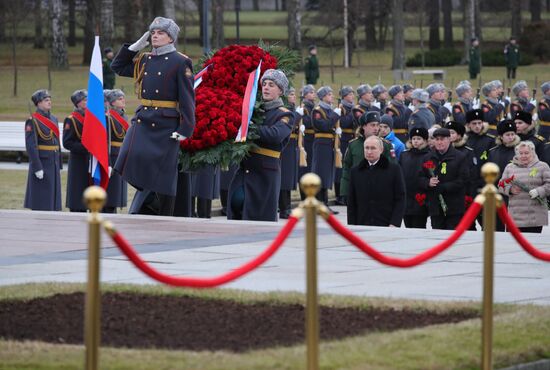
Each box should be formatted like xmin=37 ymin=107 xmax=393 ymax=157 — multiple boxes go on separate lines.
xmin=393 ymin=128 xmax=408 ymax=134
xmin=488 ymin=124 xmax=497 ymax=131
xmin=341 ymin=128 xmax=355 ymax=134
xmin=250 ymin=147 xmax=281 ymax=158
xmin=539 ymin=120 xmax=550 ymax=127
xmin=304 ymin=129 xmax=315 ymax=134
xmin=37 ymin=145 xmax=58 ymax=151
xmin=314 ymin=133 xmax=335 ymax=139
xmin=140 ymin=99 xmax=178 ymax=108
xmin=290 ymin=133 xmax=298 ymax=139
xmin=110 ymin=141 xmax=123 ymax=147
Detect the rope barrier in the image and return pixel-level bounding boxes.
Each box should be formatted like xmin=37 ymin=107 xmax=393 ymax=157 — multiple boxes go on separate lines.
xmin=497 ymin=205 xmax=550 ymax=262
xmin=323 ymin=202 xmax=482 ymax=268
xmin=103 ymin=215 xmax=301 ymax=288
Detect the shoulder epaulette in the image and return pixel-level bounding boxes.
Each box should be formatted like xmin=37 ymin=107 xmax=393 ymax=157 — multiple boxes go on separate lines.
xmin=487 ymin=134 xmax=496 ymax=139
xmin=536 ymin=135 xmax=546 ymax=142
xmin=278 ymin=107 xmax=290 ymax=113
xmin=489 ymin=145 xmax=498 ymax=152
xmin=178 ymin=52 xmax=190 ymax=59
xmin=465 ymin=145 xmax=474 ymax=151
xmin=349 ymin=137 xmax=359 ymax=144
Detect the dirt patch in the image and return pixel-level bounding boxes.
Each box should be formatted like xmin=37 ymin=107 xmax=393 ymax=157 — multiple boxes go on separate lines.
xmin=0 ymin=292 xmax=477 ymax=352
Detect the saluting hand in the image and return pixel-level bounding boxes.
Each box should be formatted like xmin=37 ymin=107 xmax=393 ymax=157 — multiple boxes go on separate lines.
xmin=129 ymin=31 xmax=150 ymax=52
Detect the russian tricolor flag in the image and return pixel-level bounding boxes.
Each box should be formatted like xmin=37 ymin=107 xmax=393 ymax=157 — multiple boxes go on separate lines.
xmin=82 ymin=36 xmax=109 ymax=190
xmin=236 ymin=60 xmax=262 ymax=142
xmin=193 ymin=64 xmax=211 ymax=90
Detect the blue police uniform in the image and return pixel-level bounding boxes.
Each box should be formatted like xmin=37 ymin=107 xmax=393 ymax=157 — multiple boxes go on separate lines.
xmin=24 ymin=109 xmax=62 ymax=211
xmin=62 ymin=109 xmax=89 ymax=211
xmin=385 ymin=100 xmax=412 ymax=142
xmin=104 ymin=108 xmax=129 ymax=210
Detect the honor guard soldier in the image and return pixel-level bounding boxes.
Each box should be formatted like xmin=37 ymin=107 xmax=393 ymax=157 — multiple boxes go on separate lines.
xmin=110 ymin=16 xmax=195 ymax=216
xmin=304 ymin=45 xmax=320 ymax=85
xmin=311 ymin=86 xmax=339 ymax=212
xmin=465 ymin=109 xmax=495 ymax=197
xmin=372 ymin=84 xmax=388 ymax=111
xmin=63 ymin=89 xmax=89 ymax=212
xmin=279 ymin=87 xmax=300 ymax=218
xmin=403 ymin=84 xmax=415 ymax=107
xmin=514 ymin=110 xmax=546 ymax=158
xmin=452 ymin=81 xmax=474 ymax=125
xmin=469 ymin=37 xmax=481 ymax=79
xmin=102 ymin=47 xmax=116 ymax=89
xmin=385 ymin=84 xmax=412 ymax=142
xmin=24 ymin=90 xmax=62 ymax=211
xmin=219 ymin=164 xmax=238 ymax=216
xmin=191 ymin=165 xmax=220 ymax=218
xmin=504 ymin=36 xmax=520 ymax=80
xmin=334 ymin=85 xmax=355 ymax=205
xmin=481 ymin=81 xmax=506 ymax=135
xmin=352 ymin=84 xmax=379 ymax=124
xmin=510 ymin=80 xmax=537 ymax=114
xmin=426 ymin=83 xmax=451 ymax=125
xmin=104 ymin=89 xmax=129 ymax=213
xmin=408 ymin=89 xmax=436 ymax=131
xmin=227 ymin=69 xmax=294 ymax=222
xmin=538 ymin=81 xmax=550 ymax=140
xmin=297 ymin=84 xmax=316 ymax=198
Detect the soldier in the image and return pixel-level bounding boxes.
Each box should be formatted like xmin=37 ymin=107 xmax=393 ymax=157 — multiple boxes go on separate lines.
xmin=102 ymin=47 xmax=116 ymax=89
xmin=334 ymin=85 xmax=355 ymax=205
xmin=469 ymin=37 xmax=481 ymax=79
xmin=426 ymin=83 xmax=451 ymax=125
xmin=219 ymin=164 xmax=238 ymax=216
xmin=403 ymin=84 xmax=415 ymax=107
xmin=481 ymin=81 xmax=506 ymax=135
xmin=372 ymin=84 xmax=388 ymax=111
xmin=191 ymin=165 xmax=220 ymax=218
xmin=452 ymin=81 xmax=474 ymax=125
xmin=514 ymin=110 xmax=546 ymax=158
xmin=379 ymin=114 xmax=405 ymax=159
xmin=227 ymin=69 xmax=294 ymax=222
xmin=304 ymin=45 xmax=320 ymax=85
xmin=279 ymin=87 xmax=300 ymax=218
xmin=24 ymin=90 xmax=62 ymax=211
xmin=385 ymin=84 xmax=412 ymax=142
xmin=63 ymin=89 xmax=89 ymax=212
xmin=504 ymin=36 xmax=520 ymax=80
xmin=538 ymin=81 xmax=550 ymax=140
xmin=297 ymin=84 xmax=316 ymax=200
xmin=104 ymin=89 xmax=129 ymax=213
xmin=110 ymin=16 xmax=195 ymax=216
xmin=352 ymin=84 xmax=379 ymax=125
xmin=408 ymin=89 xmax=436 ymax=131
xmin=510 ymin=80 xmax=537 ymax=114
xmin=311 ymin=86 xmax=339 ymax=212
xmin=465 ymin=109 xmax=495 ymax=196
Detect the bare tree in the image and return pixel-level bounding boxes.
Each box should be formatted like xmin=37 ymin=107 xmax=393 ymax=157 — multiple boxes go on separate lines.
xmin=530 ymin=0 xmax=542 ymax=21
xmin=83 ymin=0 xmax=98 ymax=64
xmin=462 ymin=0 xmax=475 ymax=63
xmin=377 ymin=0 xmax=390 ymax=50
xmin=0 ymin=2 xmax=5 ymax=42
xmin=163 ymin=0 xmax=176 ymax=19
xmin=49 ymin=0 xmax=69 ymax=69
xmin=5 ymin=2 xmax=28 ymax=96
xmin=211 ymin=0 xmax=224 ymax=49
xmin=101 ymin=0 xmax=114 ymax=50
xmin=124 ymin=0 xmax=140 ymax=41
xmin=34 ymin=0 xmax=45 ymax=49
xmin=442 ymin=0 xmax=453 ymax=48
xmin=252 ymin=0 xmax=259 ymax=11
xmin=511 ymin=0 xmax=522 ymax=37
xmin=391 ymin=0 xmax=404 ymax=70
xmin=287 ymin=0 xmax=302 ymax=51
xmin=68 ymin=0 xmax=76 ymax=46
xmin=474 ymin=0 xmax=482 ymax=41
xmin=427 ymin=0 xmax=440 ymax=50
xmin=364 ymin=5 xmax=377 ymax=49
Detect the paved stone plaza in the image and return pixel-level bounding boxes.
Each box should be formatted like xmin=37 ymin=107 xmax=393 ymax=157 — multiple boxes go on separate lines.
xmin=1 ymin=208 xmax=550 ymax=305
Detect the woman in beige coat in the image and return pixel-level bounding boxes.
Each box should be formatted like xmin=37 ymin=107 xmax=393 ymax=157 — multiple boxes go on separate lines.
xmin=499 ymin=141 xmax=550 ymax=233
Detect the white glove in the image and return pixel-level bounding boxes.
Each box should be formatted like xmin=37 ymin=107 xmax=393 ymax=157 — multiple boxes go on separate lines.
xmin=333 ymin=107 xmax=342 ymax=116
xmin=300 ymin=124 xmax=306 ymax=134
xmin=505 ymin=96 xmax=511 ymax=103
xmin=472 ymin=100 xmax=480 ymax=109
xmin=170 ymin=132 xmax=186 ymax=141
xmin=530 ymin=98 xmax=537 ymax=106
xmin=372 ymin=101 xmax=381 ymax=109
xmin=532 ymin=113 xmax=539 ymax=122
xmin=108 ymin=166 xmax=112 ymax=178
xmin=129 ymin=31 xmax=150 ymax=52
xmin=499 ymin=101 xmax=506 ymax=108
xmin=407 ymin=103 xmax=415 ymax=111
xmin=443 ymin=102 xmax=452 ymax=111
xmin=335 ymin=127 xmax=342 ymax=135
xmin=295 ymin=107 xmax=304 ymax=116
xmin=529 ymin=189 xmax=539 ymax=199
xmin=34 ymin=170 xmax=44 ymax=180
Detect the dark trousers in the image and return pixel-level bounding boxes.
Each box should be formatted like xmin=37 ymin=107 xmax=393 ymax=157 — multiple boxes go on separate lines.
xmin=507 ymin=67 xmax=517 ymax=79
xmin=316 ymin=188 xmax=329 ymax=205
xmin=157 ymin=194 xmax=175 ymax=216
xmin=192 ymin=197 xmax=212 ymax=218
xmin=278 ymin=190 xmax=291 ymax=216
xmin=431 ymin=214 xmax=463 ymax=230
xmin=174 ymin=171 xmax=191 ymax=217
xmin=470 ymin=72 xmax=478 ymax=79
xmin=404 ymin=215 xmax=428 ymax=229
xmin=102 ymin=206 xmax=117 ymax=214
xmin=220 ymin=189 xmax=228 ymax=215
xmin=518 ymin=226 xmax=543 ymax=233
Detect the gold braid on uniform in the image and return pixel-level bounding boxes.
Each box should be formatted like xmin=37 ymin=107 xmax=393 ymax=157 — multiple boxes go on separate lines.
xmin=109 ymin=116 xmax=126 ymax=139
xmin=133 ymin=52 xmax=149 ymax=99
xmin=70 ymin=117 xmax=82 ymax=139
xmin=32 ymin=118 xmax=54 ymax=141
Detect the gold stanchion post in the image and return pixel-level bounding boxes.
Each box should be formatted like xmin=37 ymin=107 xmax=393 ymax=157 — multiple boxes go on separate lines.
xmin=480 ymin=163 xmax=501 ymax=370
xmin=300 ymin=173 xmax=321 ymax=370
xmin=83 ymin=186 xmax=106 ymax=370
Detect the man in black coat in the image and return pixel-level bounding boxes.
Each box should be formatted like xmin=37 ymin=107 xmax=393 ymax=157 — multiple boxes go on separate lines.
xmin=347 ymin=136 xmax=405 ymax=227
xmin=419 ymin=128 xmax=469 ymax=230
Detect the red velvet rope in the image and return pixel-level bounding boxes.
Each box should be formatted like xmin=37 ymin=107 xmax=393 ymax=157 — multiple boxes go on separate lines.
xmin=324 ymin=202 xmax=482 ymax=268
xmin=497 ymin=205 xmax=550 ymax=262
xmin=107 ymin=216 xmax=299 ymax=287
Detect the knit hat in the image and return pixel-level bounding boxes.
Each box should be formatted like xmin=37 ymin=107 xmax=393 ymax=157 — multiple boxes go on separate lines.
xmin=360 ymin=111 xmax=381 ymax=125
xmin=380 ymin=114 xmax=394 ymax=129
xmin=149 ymin=17 xmax=180 ymax=42
xmin=317 ymin=86 xmax=333 ymax=100
xmin=261 ymin=69 xmax=289 ymax=95
xmin=466 ymin=109 xmax=484 ymax=123
xmin=356 ymin=84 xmax=372 ymax=97
xmin=31 ymin=89 xmax=51 ymax=106
xmin=388 ymin=85 xmax=403 ymax=98
xmin=372 ymin=84 xmax=387 ymax=98
xmin=339 ymin=85 xmax=354 ymax=98
xmin=409 ymin=126 xmax=429 ymax=140
xmin=541 ymin=81 xmax=550 ymax=95
xmin=433 ymin=127 xmax=451 ymax=138
xmin=513 ymin=110 xmax=532 ymax=125
xmin=411 ymin=88 xmax=429 ymax=103
xmin=301 ymin=84 xmax=315 ymax=97
xmin=70 ymin=89 xmax=88 ymax=107
xmin=106 ymin=89 xmax=125 ymax=104
xmin=497 ymin=119 xmax=516 ymax=136
xmin=445 ymin=121 xmax=466 ymax=137
xmin=512 ymin=80 xmax=528 ymax=96
xmin=455 ymin=82 xmax=471 ymax=97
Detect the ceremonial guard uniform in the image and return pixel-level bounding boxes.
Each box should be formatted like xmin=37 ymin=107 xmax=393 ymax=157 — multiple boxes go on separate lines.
xmin=227 ymin=69 xmax=294 ymax=222
xmin=63 ymin=90 xmax=89 ymax=212
xmin=219 ymin=164 xmax=238 ymax=216
xmin=426 ymin=83 xmax=448 ymax=125
xmin=538 ymin=82 xmax=550 ymax=140
xmin=279 ymin=99 xmax=300 ymax=219
xmin=385 ymin=85 xmax=412 ymax=142
xmin=510 ymin=80 xmax=536 ymax=115
xmin=372 ymin=84 xmax=388 ymax=112
xmin=334 ymin=86 xmax=355 ymax=204
xmin=298 ymin=85 xmax=316 ymax=186
xmin=102 ymin=47 xmax=116 ymax=89
xmin=452 ymin=81 xmax=474 ymax=125
xmin=469 ymin=38 xmax=481 ymax=79
xmin=24 ymin=90 xmax=62 ymax=211
xmin=352 ymin=84 xmax=380 ymax=123
xmin=104 ymin=89 xmax=129 ymax=212
xmin=504 ymin=37 xmax=520 ymax=80
xmin=110 ymin=17 xmax=195 ymax=216
xmin=514 ymin=110 xmax=546 ymax=158
xmin=304 ymin=45 xmax=319 ymax=85
xmin=191 ymin=165 xmax=220 ymax=218
xmin=408 ymin=89 xmax=436 ymax=131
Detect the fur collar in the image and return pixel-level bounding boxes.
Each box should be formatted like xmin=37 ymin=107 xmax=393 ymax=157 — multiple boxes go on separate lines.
xmin=452 ymin=135 xmax=468 ymax=148
xmin=495 ymin=135 xmax=521 ymax=148
xmin=405 ymin=140 xmax=428 ymax=150
xmin=465 ymin=121 xmax=489 ymax=135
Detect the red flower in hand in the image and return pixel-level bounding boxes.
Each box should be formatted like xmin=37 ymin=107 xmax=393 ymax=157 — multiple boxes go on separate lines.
xmin=504 ymin=175 xmax=515 ymax=184
xmin=423 ymin=160 xmax=436 ymax=170
xmin=415 ymin=193 xmax=427 ymax=206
